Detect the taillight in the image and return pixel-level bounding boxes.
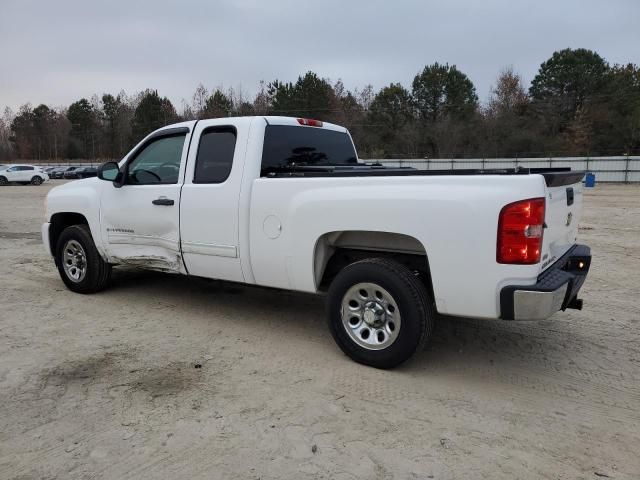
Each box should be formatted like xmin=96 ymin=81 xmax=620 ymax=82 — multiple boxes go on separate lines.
xmin=497 ymin=197 xmax=545 ymax=264
xmin=297 ymin=118 xmax=323 ymax=127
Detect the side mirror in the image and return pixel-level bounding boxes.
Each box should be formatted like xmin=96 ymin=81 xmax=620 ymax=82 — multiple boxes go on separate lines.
xmin=97 ymin=162 xmax=124 ymax=188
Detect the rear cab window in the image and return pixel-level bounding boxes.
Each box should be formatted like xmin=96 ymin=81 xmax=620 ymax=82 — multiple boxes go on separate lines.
xmin=261 ymin=125 xmax=357 ymax=176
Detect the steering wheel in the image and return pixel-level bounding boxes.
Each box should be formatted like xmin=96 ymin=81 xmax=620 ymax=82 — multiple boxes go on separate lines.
xmin=158 ymin=162 xmax=179 ymax=171
xmin=132 ymin=169 xmax=161 ymax=182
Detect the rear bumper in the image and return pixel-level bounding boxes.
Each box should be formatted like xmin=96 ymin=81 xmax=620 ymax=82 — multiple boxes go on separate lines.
xmin=500 ymin=244 xmax=591 ymax=320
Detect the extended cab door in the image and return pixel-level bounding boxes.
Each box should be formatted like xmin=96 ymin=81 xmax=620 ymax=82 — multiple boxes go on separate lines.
xmin=99 ymin=126 xmax=192 ymax=272
xmin=179 ymin=118 xmax=250 ymax=282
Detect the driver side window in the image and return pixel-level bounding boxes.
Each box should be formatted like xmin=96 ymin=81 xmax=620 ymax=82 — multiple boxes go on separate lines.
xmin=126 ymin=134 xmax=186 ymax=185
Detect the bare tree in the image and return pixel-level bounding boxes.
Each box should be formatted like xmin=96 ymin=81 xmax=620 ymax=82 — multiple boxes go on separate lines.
xmin=0 ymin=107 xmax=15 ymax=160
xmin=487 ymin=67 xmax=529 ymax=117
xmin=252 ymin=81 xmax=271 ymax=115
xmin=191 ymin=83 xmax=208 ymax=119
xmin=356 ymin=84 xmax=375 ymax=111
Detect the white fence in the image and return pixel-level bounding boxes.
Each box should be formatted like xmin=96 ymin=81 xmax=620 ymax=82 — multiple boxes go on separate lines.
xmin=369 ymin=156 xmax=640 ymax=182
xmin=22 ymin=155 xmax=640 ymax=183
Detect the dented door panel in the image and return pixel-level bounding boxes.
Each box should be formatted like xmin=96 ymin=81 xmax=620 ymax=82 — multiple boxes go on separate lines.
xmin=99 ymin=125 xmax=193 ymax=273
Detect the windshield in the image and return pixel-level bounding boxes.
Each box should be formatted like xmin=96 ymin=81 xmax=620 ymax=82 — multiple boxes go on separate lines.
xmin=261 ymin=125 xmax=357 ymax=174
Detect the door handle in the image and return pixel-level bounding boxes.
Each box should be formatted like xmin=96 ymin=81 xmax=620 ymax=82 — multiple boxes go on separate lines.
xmin=152 ymin=198 xmax=174 ymax=206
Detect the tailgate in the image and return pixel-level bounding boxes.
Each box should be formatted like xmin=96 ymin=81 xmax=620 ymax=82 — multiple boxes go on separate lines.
xmin=541 ymin=177 xmax=584 ymax=271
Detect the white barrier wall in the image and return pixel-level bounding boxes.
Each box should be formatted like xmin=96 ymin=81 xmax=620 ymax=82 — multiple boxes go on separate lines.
xmin=369 ymin=156 xmax=640 ymax=182
xmin=26 ymin=156 xmax=640 ymax=183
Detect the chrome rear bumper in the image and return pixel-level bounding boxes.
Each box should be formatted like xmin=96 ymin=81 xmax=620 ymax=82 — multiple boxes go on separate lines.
xmin=500 ymin=244 xmax=591 ymax=320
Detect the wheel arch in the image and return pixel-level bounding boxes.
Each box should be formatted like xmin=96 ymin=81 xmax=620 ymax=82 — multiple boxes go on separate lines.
xmin=313 ymin=230 xmax=435 ymax=300
xmin=49 ymin=212 xmax=90 ymax=257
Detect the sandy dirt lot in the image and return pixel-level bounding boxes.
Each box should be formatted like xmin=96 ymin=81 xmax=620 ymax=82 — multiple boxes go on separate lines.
xmin=0 ymin=181 xmax=639 ymax=479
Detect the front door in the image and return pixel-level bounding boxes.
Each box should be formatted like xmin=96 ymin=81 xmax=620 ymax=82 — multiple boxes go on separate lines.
xmin=6 ymin=166 xmax=29 ymax=181
xmin=99 ymin=127 xmax=191 ymax=273
xmin=3 ymin=166 xmax=20 ymax=181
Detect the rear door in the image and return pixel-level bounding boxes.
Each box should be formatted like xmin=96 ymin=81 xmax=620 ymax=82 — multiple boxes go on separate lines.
xmin=21 ymin=166 xmax=35 ymax=181
xmin=179 ymin=118 xmax=250 ymax=282
xmin=99 ymin=126 xmax=192 ymax=272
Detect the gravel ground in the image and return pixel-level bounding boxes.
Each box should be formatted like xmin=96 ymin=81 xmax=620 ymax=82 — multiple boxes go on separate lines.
xmin=0 ymin=181 xmax=639 ymax=479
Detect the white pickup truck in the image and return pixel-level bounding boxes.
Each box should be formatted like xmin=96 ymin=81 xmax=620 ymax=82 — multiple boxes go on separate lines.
xmin=42 ymin=116 xmax=591 ymax=368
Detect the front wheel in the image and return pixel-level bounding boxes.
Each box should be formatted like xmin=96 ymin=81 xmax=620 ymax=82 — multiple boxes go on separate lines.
xmin=31 ymin=176 xmax=43 ymax=185
xmin=0 ymin=176 xmax=7 ymax=185
xmin=55 ymin=225 xmax=111 ymax=293
xmin=326 ymin=258 xmax=434 ymax=369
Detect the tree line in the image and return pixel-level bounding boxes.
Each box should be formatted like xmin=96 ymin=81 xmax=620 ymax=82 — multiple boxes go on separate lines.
xmin=1 ymin=48 xmax=638 ymax=162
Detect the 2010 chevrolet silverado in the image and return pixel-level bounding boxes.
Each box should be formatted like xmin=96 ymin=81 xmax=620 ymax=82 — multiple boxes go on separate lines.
xmin=42 ymin=116 xmax=591 ymax=368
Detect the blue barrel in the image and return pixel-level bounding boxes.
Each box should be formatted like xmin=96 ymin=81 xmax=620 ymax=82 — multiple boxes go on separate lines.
xmin=585 ymin=172 xmax=596 ymax=187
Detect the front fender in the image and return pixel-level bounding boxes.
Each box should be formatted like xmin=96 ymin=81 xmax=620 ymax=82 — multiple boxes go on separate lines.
xmin=45 ymin=178 xmax=106 ymax=257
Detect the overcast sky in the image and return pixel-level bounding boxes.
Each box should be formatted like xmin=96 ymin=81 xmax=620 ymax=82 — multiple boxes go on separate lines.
xmin=1 ymin=0 xmax=639 ymax=112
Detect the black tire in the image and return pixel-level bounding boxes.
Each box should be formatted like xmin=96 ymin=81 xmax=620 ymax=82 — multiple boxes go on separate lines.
xmin=0 ymin=176 xmax=7 ymax=185
xmin=326 ymin=258 xmax=435 ymax=369
xmin=55 ymin=224 xmax=111 ymax=294
xmin=31 ymin=176 xmax=43 ymax=185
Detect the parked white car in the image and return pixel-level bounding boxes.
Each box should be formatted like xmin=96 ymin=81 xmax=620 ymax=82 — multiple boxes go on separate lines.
xmin=42 ymin=116 xmax=591 ymax=368
xmin=0 ymin=164 xmax=49 ymax=185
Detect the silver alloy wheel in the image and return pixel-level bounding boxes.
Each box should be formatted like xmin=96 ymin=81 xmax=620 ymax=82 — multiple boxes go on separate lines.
xmin=62 ymin=239 xmax=87 ymax=283
xmin=341 ymin=282 xmax=401 ymax=350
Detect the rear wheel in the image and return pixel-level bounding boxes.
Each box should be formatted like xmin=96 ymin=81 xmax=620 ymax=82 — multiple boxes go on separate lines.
xmin=55 ymin=225 xmax=111 ymax=293
xmin=326 ymin=258 xmax=434 ymax=369
xmin=31 ymin=176 xmax=43 ymax=185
